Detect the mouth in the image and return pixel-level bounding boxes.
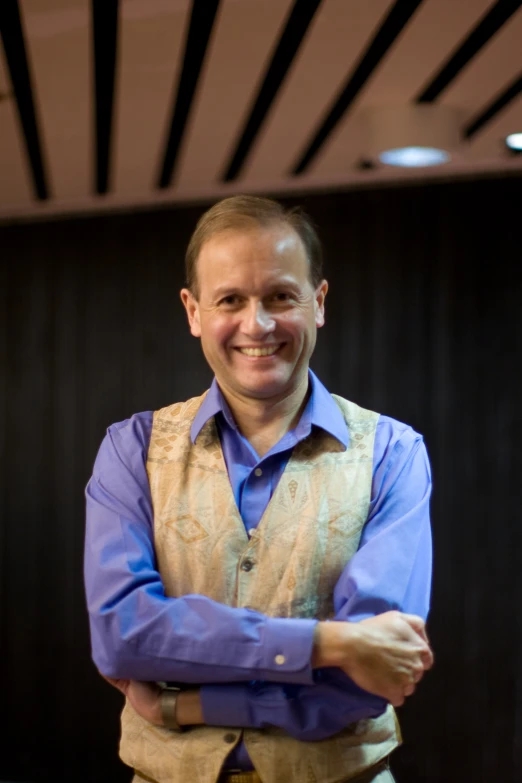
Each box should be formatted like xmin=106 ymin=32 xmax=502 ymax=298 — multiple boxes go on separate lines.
xmin=234 ymin=344 xmax=284 ymax=358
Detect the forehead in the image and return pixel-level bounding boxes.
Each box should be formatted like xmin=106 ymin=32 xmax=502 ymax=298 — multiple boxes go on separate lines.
xmin=197 ymin=225 xmax=309 ymax=284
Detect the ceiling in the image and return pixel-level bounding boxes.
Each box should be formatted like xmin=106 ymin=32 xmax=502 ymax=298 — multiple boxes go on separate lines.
xmin=1 ymin=0 xmax=522 ymax=221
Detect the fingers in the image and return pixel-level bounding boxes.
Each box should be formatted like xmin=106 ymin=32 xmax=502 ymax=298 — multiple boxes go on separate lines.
xmin=402 ymin=656 xmax=430 ymax=692
xmin=394 ymin=672 xmax=420 ymax=704
xmin=401 ymin=613 xmax=429 ymax=641
xmin=420 ymin=646 xmax=434 ymax=669
xmin=412 ymin=667 xmax=424 ymax=684
xmin=400 ymin=614 xmax=435 ymax=670
xmin=390 ymin=682 xmax=411 ymax=706
xmin=389 ymin=660 xmax=425 ymax=706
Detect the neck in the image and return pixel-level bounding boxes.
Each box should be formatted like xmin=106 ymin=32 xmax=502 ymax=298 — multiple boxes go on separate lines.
xmin=219 ymin=375 xmax=310 ymax=457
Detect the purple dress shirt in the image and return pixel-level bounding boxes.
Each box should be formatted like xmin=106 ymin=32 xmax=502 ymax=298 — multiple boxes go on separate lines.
xmin=84 ymin=371 xmax=432 ymax=770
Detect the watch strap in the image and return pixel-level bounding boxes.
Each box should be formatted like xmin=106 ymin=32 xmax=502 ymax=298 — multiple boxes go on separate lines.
xmin=161 ymin=688 xmax=184 ymax=732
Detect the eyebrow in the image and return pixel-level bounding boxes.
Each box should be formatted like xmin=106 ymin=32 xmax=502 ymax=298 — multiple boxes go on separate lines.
xmin=211 ymin=287 xmax=240 ymax=300
xmin=211 ymin=278 xmax=300 ymax=299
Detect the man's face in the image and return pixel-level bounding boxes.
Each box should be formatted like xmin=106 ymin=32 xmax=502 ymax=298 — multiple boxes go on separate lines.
xmin=181 ymin=224 xmax=328 ymax=403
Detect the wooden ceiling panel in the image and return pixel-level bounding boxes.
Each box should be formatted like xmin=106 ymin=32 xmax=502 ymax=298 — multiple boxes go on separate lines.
xmin=312 ymin=0 xmax=494 ymax=177
xmin=441 ymin=6 xmax=522 ymax=116
xmin=0 ymin=42 xmax=33 ymax=206
xmin=1 ymin=0 xmax=522 ymax=220
xmin=20 ymin=0 xmax=90 ymax=200
xmin=176 ymin=0 xmax=294 ymax=188
xmin=114 ymin=0 xmax=191 ymax=194
xmin=356 ymin=0 xmax=494 ymax=107
xmin=466 ymin=92 xmax=522 ymax=157
xmin=241 ymin=0 xmax=393 ymax=183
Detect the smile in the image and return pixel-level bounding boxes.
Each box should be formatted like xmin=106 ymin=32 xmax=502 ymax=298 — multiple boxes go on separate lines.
xmin=236 ymin=345 xmax=282 ymax=357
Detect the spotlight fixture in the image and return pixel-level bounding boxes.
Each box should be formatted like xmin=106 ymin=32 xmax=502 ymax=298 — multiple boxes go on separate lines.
xmin=360 ymin=105 xmax=462 ymax=168
xmin=379 ymin=147 xmax=450 ymax=167
xmin=505 ymin=133 xmax=522 ymax=152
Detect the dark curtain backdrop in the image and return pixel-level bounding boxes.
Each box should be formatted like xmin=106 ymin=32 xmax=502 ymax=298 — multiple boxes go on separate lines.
xmin=1 ymin=176 xmax=521 ymax=783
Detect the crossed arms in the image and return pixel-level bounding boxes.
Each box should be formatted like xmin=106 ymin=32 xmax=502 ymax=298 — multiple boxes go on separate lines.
xmin=84 ymin=411 xmax=433 ymax=739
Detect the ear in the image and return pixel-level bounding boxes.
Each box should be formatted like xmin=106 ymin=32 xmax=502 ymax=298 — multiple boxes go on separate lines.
xmin=314 ymin=280 xmax=328 ymax=328
xmin=180 ymin=288 xmax=202 ymax=337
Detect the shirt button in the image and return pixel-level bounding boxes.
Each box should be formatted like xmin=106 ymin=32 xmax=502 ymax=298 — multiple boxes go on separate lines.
xmin=254 ymin=468 xmax=263 ymax=477
xmin=248 ymin=528 xmax=256 ymax=537
xmin=223 ymin=732 xmax=236 ymax=744
xmin=274 ymin=654 xmax=286 ymax=665
xmin=241 ymin=558 xmax=255 ymax=572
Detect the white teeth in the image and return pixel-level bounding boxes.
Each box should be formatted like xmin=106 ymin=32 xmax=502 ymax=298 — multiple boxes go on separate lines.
xmin=238 ymin=346 xmax=280 ymax=357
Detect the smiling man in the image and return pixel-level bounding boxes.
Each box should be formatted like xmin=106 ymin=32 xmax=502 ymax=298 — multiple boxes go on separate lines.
xmin=85 ymin=196 xmax=433 ymax=783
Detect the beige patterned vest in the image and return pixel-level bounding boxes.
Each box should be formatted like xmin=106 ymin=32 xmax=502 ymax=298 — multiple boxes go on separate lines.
xmin=119 ymin=392 xmax=400 ymax=783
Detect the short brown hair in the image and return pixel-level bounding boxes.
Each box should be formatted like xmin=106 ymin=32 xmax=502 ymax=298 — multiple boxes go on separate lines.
xmin=185 ymin=195 xmax=323 ymax=297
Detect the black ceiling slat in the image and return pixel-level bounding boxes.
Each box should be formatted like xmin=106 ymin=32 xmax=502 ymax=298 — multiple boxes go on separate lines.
xmin=416 ymin=0 xmax=522 ymax=103
xmin=291 ymin=0 xmax=425 ymax=177
xmin=0 ymin=0 xmax=49 ymax=200
xmin=463 ymin=72 xmax=522 ymax=139
xmin=221 ymin=0 xmax=323 ymax=183
xmin=157 ymin=0 xmax=221 ymax=189
xmin=91 ymin=0 xmax=119 ymax=195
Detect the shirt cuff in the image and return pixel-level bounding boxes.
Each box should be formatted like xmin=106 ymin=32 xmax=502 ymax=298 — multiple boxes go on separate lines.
xmin=201 ymin=684 xmax=251 ymax=728
xmin=255 ymin=617 xmax=317 ymax=683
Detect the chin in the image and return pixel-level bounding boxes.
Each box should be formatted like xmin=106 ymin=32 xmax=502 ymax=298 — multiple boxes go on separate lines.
xmin=238 ymin=373 xmax=294 ymax=399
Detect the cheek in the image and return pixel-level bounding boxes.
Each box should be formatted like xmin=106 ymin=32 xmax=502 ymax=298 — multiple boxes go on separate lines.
xmin=201 ymin=317 xmax=235 ymax=349
xmin=279 ymin=309 xmax=315 ymax=337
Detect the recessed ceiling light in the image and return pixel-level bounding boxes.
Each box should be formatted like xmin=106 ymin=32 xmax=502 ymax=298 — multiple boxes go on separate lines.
xmin=505 ymin=133 xmax=522 ymax=151
xmin=379 ymin=146 xmax=450 ymax=167
xmin=360 ymin=106 xmax=461 ymax=169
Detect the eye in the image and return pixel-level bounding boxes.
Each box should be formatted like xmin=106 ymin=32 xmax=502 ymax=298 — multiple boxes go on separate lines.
xmin=219 ymin=294 xmax=241 ymax=307
xmin=272 ymin=292 xmax=292 ymax=302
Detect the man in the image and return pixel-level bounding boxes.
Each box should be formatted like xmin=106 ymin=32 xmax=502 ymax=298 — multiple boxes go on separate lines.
xmin=84 ymin=195 xmax=433 ymax=783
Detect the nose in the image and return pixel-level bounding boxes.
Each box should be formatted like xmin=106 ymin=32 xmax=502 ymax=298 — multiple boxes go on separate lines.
xmin=242 ymin=300 xmax=276 ymax=338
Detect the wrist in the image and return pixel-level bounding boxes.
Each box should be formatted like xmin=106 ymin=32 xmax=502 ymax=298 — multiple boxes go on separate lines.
xmin=312 ymin=621 xmax=359 ymax=668
xmin=175 ymin=689 xmax=204 ymax=726
xmin=160 ymin=689 xmax=184 ymax=731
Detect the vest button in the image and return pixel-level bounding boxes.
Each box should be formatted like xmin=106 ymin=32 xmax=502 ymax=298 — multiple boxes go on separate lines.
xmin=241 ymin=558 xmax=255 ymax=572
xmin=224 ymin=732 xmax=237 ymax=744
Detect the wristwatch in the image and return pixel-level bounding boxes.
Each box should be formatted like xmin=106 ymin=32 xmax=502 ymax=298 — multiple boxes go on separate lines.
xmin=161 ymin=687 xmax=185 ymax=732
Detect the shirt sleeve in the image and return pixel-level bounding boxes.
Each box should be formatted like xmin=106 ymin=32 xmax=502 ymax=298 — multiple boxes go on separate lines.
xmin=84 ymin=414 xmax=316 ymax=684
xmin=201 ymin=419 xmax=432 ymax=740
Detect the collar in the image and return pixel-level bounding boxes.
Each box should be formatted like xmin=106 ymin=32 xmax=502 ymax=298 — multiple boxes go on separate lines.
xmin=190 ymin=370 xmax=349 ymax=448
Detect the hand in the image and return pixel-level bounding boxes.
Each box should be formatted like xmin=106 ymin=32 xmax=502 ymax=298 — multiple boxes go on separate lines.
xmin=102 ymin=676 xmax=163 ymax=726
xmin=344 ymin=612 xmax=433 ymax=706
xmin=313 ymin=611 xmax=434 ymax=707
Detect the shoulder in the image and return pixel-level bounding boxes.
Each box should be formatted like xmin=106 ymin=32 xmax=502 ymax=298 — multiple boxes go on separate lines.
xmin=331 ymin=394 xmax=380 ymax=426
xmin=154 ymin=392 xmax=208 ymax=423
xmin=328 ymin=389 xmax=426 ymax=470
xmin=376 ymin=413 xmax=423 ymax=449
xmin=325 ymin=387 xmax=430 ymax=505
xmin=374 ymin=414 xmax=425 ymax=467
xmin=93 ymin=411 xmax=154 ymax=479
xmin=106 ymin=410 xmax=155 ymax=446
xmin=372 ymin=414 xmax=430 ymax=504
xmin=331 ymin=394 xmax=425 ymax=464
xmin=94 ymin=392 xmax=210 ymax=475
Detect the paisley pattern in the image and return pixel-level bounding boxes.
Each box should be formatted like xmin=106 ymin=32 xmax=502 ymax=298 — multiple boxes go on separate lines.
xmin=119 ymin=392 xmax=399 ymax=783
